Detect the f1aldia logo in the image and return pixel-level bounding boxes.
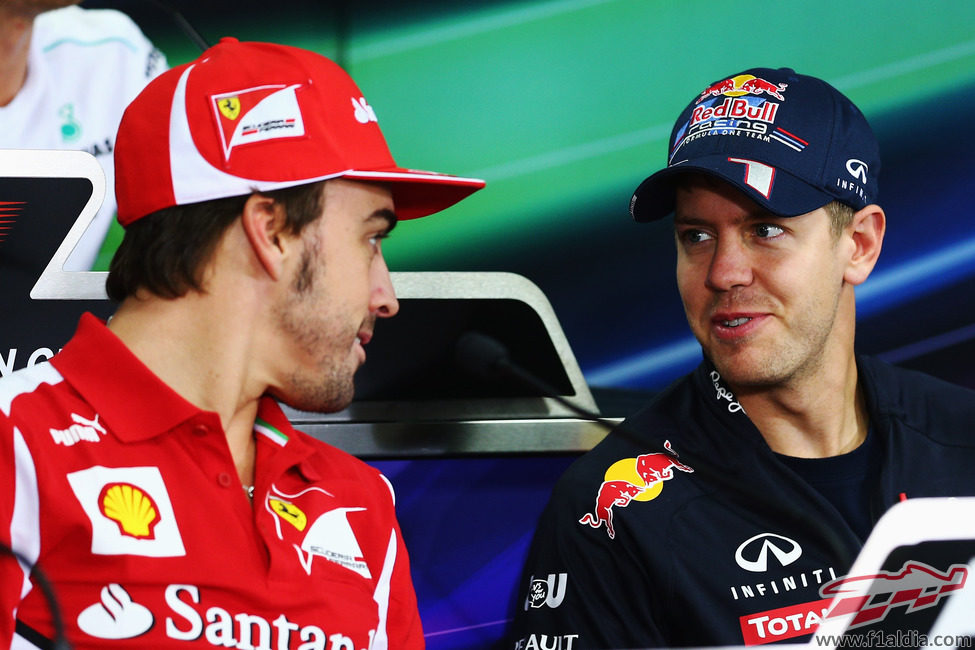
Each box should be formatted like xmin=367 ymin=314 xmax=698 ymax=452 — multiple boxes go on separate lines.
xmin=736 ymin=533 xmax=802 ymax=573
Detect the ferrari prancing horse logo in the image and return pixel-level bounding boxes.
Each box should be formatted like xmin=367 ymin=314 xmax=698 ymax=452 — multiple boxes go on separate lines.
xmin=218 ymin=97 xmax=241 ymax=121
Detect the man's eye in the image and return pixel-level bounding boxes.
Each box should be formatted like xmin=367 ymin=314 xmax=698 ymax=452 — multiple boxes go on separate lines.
xmin=369 ymin=233 xmax=389 ymax=249
xmin=682 ymin=230 xmax=713 ymax=244
xmin=755 ymin=224 xmax=784 ymax=238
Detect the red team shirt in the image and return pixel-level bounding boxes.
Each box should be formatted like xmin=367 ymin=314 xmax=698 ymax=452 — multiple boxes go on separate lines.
xmin=0 ymin=314 xmax=423 ymax=649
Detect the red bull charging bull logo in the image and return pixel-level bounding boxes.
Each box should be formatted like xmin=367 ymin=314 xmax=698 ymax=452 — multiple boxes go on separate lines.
xmin=579 ymin=440 xmax=693 ymax=539
xmin=696 ymin=74 xmax=788 ymax=104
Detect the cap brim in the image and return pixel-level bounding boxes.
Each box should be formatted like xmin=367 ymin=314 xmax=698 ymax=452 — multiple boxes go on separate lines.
xmin=630 ymin=155 xmax=834 ymax=222
xmin=343 ymin=168 xmax=485 ymax=220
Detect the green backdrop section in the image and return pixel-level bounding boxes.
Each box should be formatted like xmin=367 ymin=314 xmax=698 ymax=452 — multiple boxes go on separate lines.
xmin=148 ymin=0 xmax=975 ymax=271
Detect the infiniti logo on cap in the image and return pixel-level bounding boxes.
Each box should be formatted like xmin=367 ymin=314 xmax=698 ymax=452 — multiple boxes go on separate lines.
xmin=735 ymin=533 xmax=802 ymax=572
xmin=846 ymin=159 xmax=869 ymax=184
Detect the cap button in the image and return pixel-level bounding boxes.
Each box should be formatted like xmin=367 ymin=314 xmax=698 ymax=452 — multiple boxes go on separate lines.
xmin=219 ymin=37 xmax=240 ymax=45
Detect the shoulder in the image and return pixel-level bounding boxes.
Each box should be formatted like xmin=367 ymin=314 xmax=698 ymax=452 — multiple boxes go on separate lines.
xmin=547 ymin=383 xmax=698 ymax=513
xmin=860 ymin=355 xmax=975 ymax=443
xmin=34 ymin=6 xmax=167 ymax=78
xmin=35 ymin=6 xmax=149 ymax=45
xmin=0 ymin=362 xmax=66 ymax=420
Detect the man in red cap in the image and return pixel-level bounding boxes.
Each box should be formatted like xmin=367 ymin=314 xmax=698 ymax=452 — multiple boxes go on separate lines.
xmin=0 ymin=38 xmax=483 ymax=649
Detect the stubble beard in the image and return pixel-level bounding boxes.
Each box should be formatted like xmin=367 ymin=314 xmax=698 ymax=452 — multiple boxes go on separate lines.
xmin=273 ymin=238 xmax=356 ymax=414
xmin=699 ymin=288 xmax=842 ymax=393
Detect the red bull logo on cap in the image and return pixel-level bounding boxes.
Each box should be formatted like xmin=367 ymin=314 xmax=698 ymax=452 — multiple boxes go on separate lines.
xmin=578 ymin=440 xmax=694 ymax=539
xmin=697 ymin=74 xmax=788 ymax=104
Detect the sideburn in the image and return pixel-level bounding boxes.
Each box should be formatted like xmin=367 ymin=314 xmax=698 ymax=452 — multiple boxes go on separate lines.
xmin=293 ymin=234 xmax=320 ymax=295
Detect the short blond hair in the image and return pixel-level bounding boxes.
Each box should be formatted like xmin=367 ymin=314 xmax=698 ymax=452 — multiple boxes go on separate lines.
xmin=825 ymin=201 xmax=855 ymax=240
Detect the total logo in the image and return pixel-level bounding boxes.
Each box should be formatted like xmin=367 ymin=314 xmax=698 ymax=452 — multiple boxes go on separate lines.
xmin=578 ymin=441 xmax=693 ymax=540
xmin=76 ymin=583 xmax=369 ymax=648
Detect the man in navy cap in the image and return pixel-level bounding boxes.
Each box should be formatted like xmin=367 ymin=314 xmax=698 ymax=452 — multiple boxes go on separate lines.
xmin=509 ymin=68 xmax=975 ymax=648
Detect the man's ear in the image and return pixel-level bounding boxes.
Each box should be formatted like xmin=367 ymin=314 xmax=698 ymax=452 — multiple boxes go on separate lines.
xmin=240 ymin=194 xmax=289 ymax=281
xmin=844 ymin=204 xmax=886 ymax=286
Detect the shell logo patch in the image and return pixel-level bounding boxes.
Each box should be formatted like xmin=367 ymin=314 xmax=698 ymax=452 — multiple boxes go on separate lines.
xmin=270 ymin=498 xmax=307 ymax=531
xmin=67 ymin=466 xmax=186 ymax=557
xmin=99 ymin=482 xmax=160 ymax=539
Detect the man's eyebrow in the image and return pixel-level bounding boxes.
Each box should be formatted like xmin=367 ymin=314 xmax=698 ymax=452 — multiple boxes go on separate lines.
xmin=368 ymin=208 xmax=398 ymax=233
xmin=673 ymin=213 xmax=708 ymax=227
xmin=673 ymin=209 xmax=779 ymax=227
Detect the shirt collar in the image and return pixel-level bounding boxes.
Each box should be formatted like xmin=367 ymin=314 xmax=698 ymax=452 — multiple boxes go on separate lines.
xmin=254 ymin=397 xmax=322 ymax=483
xmin=52 ymin=313 xmax=323 ymax=480
xmin=51 ymin=313 xmax=202 ymax=441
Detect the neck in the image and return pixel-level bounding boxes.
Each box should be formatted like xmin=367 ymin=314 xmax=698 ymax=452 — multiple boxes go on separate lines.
xmin=734 ymin=350 xmax=867 ymax=458
xmin=0 ymin=10 xmax=34 ymax=107
xmin=108 ymin=221 xmax=292 ymax=489
xmin=108 ymin=288 xmax=269 ymax=487
xmin=730 ymin=295 xmax=866 ymax=458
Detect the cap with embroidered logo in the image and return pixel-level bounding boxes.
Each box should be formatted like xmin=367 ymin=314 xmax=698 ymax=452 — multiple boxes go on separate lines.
xmin=114 ymin=37 xmax=485 ymax=226
xmin=629 ymin=67 xmax=880 ymax=222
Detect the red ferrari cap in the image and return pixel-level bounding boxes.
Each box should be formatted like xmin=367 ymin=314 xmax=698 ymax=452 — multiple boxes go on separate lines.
xmin=114 ymin=37 xmax=485 ymax=225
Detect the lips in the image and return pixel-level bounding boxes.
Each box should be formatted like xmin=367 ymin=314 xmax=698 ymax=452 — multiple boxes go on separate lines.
xmin=353 ymin=328 xmax=372 ymax=364
xmin=722 ymin=317 xmax=752 ymax=328
xmin=710 ymin=312 xmax=767 ymax=339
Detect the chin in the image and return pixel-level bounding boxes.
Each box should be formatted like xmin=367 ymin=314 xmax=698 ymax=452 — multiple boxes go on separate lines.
xmin=276 ymin=375 xmax=355 ymax=415
xmin=709 ymin=350 xmax=786 ymax=389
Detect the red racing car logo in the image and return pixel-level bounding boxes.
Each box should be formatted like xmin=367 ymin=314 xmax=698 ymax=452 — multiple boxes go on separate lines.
xmin=820 ymin=560 xmax=968 ymax=628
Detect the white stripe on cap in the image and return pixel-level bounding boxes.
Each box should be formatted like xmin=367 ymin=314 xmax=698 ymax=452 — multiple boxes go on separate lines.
xmin=345 ymin=169 xmax=485 ymax=185
xmin=168 ymin=65 xmax=343 ymax=206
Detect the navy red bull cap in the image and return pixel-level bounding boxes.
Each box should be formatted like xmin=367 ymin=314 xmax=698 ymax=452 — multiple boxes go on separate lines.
xmin=114 ymin=37 xmax=485 ymax=226
xmin=629 ymin=67 xmax=880 ymax=221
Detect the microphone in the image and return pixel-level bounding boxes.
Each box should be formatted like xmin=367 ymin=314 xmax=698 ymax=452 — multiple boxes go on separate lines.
xmin=1 ymin=541 xmax=72 ymax=650
xmin=452 ymin=331 xmax=858 ymax=568
xmin=453 ymin=331 xmax=630 ymax=433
